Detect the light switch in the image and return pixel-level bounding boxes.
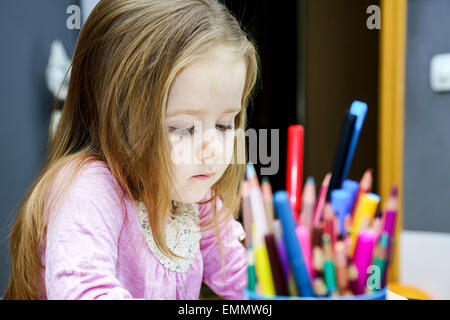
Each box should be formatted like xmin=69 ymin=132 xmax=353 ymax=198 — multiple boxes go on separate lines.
xmin=430 ymin=53 xmax=450 ymax=93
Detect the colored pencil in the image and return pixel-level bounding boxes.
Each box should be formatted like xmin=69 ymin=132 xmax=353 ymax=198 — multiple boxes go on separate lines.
xmin=261 ymin=177 xmax=275 ymax=233
xmin=300 ymin=177 xmax=316 ymax=233
xmin=350 ymin=169 xmax=373 ymax=221
xmin=313 ymin=173 xmax=331 ymax=226
xmin=241 ymin=180 xmax=252 ymax=248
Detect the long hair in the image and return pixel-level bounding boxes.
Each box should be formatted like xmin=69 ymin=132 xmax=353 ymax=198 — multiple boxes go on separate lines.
xmin=3 ymin=0 xmax=259 ymax=299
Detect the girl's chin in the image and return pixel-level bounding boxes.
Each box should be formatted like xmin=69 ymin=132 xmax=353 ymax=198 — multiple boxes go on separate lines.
xmin=171 ymin=188 xmax=211 ymax=204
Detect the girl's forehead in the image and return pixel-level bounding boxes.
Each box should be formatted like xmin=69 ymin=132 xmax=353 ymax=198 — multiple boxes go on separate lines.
xmin=166 ymin=52 xmax=246 ymax=117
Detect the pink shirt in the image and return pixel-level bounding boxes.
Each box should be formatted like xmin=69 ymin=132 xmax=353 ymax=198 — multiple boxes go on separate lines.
xmin=39 ymin=161 xmax=247 ymax=300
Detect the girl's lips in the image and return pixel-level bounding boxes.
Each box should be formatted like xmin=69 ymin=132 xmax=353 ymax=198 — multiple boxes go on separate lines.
xmin=192 ymin=173 xmax=213 ymax=180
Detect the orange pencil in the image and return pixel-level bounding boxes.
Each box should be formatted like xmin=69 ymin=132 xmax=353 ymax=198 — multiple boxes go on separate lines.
xmin=323 ymin=203 xmax=336 ymax=249
xmin=261 ymin=177 xmax=275 ymax=233
xmin=350 ymin=169 xmax=373 ymax=221
xmin=300 ymin=177 xmax=316 ymax=233
xmin=335 ymin=241 xmax=349 ymax=294
xmin=313 ymin=173 xmax=331 ymax=226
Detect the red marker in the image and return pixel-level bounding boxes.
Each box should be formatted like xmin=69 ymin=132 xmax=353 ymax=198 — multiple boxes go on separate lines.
xmin=286 ymin=125 xmax=304 ymax=222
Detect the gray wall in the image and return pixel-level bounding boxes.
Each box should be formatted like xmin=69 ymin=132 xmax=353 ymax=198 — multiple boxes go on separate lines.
xmin=404 ymin=0 xmax=450 ymax=233
xmin=0 ymin=1 xmax=79 ymax=295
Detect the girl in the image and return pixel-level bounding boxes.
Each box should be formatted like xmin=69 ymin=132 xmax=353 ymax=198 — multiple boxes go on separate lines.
xmin=4 ymin=0 xmax=259 ymax=300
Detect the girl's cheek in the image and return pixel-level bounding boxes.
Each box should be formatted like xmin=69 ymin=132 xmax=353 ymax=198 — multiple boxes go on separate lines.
xmin=169 ymin=134 xmax=195 ymax=165
xmin=222 ymin=131 xmax=235 ymax=165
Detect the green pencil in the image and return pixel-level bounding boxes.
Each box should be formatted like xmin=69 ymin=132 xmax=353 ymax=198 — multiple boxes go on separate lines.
xmin=322 ymin=234 xmax=337 ymax=295
xmin=247 ymin=247 xmax=257 ymax=291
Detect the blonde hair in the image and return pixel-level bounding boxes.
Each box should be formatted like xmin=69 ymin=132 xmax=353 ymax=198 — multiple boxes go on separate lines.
xmin=3 ymin=0 xmax=259 ymax=300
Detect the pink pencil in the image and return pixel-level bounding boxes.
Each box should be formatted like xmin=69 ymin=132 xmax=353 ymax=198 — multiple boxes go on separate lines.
xmin=313 ymin=173 xmax=331 ymax=227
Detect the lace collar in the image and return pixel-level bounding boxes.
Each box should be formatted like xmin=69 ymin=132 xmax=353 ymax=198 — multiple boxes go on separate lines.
xmin=135 ymin=200 xmax=201 ymax=273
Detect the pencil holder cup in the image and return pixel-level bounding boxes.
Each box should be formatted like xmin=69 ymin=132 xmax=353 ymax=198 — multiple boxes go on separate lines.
xmin=243 ymin=287 xmax=387 ymax=300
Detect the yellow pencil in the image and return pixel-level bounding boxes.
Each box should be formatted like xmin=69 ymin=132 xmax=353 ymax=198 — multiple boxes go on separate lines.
xmin=252 ymin=225 xmax=276 ymax=296
xmin=349 ymin=193 xmax=380 ymax=256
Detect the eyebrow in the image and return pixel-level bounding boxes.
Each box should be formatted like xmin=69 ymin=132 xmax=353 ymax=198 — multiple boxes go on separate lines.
xmin=166 ymin=106 xmax=241 ymax=117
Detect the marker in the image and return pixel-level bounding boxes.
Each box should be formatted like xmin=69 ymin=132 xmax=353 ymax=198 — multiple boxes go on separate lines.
xmin=273 ymin=191 xmax=314 ymax=297
xmin=351 ymin=229 xmax=377 ymax=295
xmin=286 ymin=125 xmax=304 ymax=222
xmin=313 ymin=173 xmax=331 ymax=226
xmin=341 ymin=101 xmax=368 ymax=182
xmin=296 ymin=225 xmax=313 ymax=281
xmin=300 ymin=177 xmax=316 ymax=233
xmin=350 ymin=169 xmax=373 ymax=220
xmin=349 ymin=193 xmax=380 ymax=256
xmin=342 ymin=179 xmax=359 ymax=214
xmin=322 ymin=233 xmax=337 ymax=296
xmin=330 ymin=189 xmax=351 ymax=238
xmin=327 ymin=112 xmax=357 ymax=200
xmin=252 ymin=225 xmax=275 ymax=296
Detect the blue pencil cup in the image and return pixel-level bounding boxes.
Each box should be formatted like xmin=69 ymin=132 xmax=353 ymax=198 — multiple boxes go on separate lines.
xmin=243 ymin=287 xmax=387 ymax=300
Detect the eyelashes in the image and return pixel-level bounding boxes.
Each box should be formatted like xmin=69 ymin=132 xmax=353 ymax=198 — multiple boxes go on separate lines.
xmin=168 ymin=126 xmax=195 ymax=136
xmin=168 ymin=124 xmax=234 ymax=136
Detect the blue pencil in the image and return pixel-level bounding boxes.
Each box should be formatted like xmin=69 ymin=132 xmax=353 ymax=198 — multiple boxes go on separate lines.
xmin=273 ymin=190 xmax=315 ymax=297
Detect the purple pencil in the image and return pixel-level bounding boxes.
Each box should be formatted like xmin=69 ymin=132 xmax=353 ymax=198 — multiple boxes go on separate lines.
xmin=381 ymin=210 xmax=397 ymax=287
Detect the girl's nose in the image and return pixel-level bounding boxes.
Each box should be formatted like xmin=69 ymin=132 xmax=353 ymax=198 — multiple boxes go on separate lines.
xmin=198 ymin=130 xmax=220 ymax=164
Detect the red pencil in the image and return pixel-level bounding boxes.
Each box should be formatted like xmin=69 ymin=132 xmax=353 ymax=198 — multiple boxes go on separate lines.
xmin=286 ymin=125 xmax=304 ymax=223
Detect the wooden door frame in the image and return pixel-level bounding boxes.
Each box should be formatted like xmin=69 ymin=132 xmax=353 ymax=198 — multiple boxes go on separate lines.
xmin=378 ymin=0 xmax=407 ymax=285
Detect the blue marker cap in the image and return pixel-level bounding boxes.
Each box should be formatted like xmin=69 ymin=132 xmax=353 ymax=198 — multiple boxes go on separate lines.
xmin=331 ymin=189 xmax=351 ymax=237
xmin=350 ymin=101 xmax=368 ymax=132
xmin=342 ymin=179 xmax=359 ymax=212
xmin=273 ymin=190 xmax=315 ymax=297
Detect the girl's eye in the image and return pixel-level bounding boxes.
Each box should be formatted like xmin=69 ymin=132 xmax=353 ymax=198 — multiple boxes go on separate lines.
xmin=216 ymin=124 xmax=234 ymax=132
xmin=168 ymin=126 xmax=195 ymax=136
